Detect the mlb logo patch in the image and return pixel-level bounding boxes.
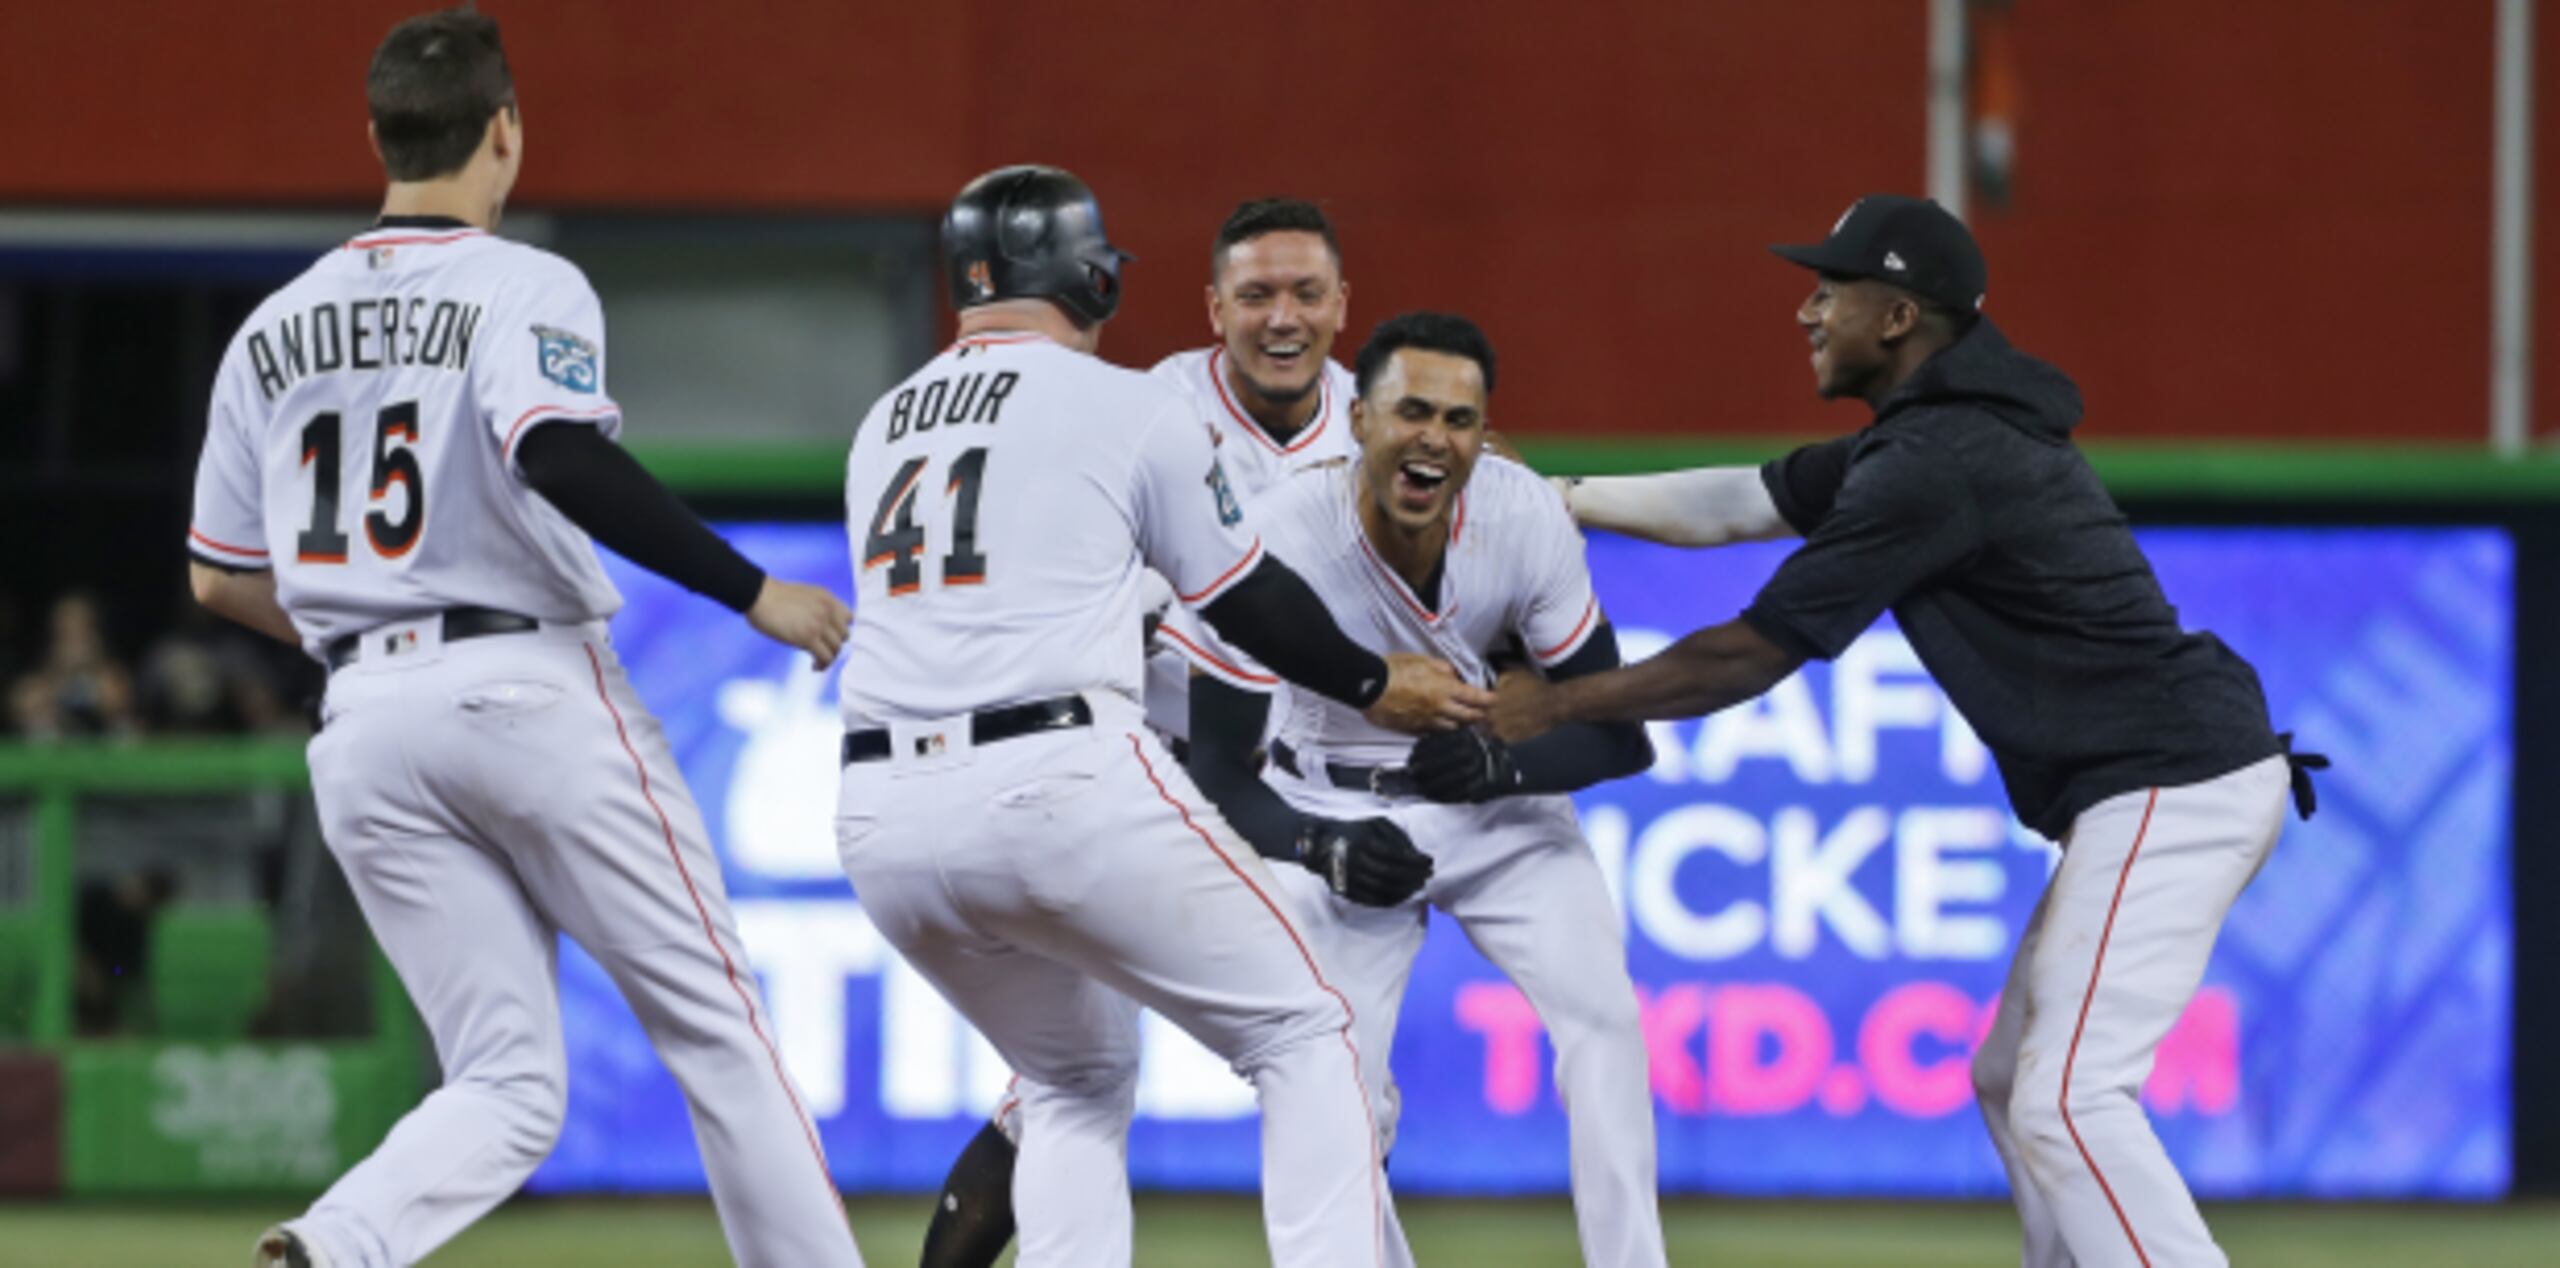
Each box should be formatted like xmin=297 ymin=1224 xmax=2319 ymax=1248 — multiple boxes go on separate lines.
xmin=1206 ymin=460 xmax=1244 ymax=527
xmin=367 ymin=246 xmax=395 ymax=271
xmin=533 ymin=324 xmax=599 ymax=394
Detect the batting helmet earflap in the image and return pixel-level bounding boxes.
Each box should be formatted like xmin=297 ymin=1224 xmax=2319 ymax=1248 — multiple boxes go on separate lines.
xmin=943 ymin=165 xmax=1133 ymax=328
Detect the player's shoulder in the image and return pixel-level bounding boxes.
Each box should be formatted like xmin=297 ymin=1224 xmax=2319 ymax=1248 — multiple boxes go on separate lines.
xmin=468 ymin=237 xmax=597 ymax=297
xmin=1148 ymin=346 xmax=1215 ymax=387
xmin=1465 ymin=454 xmax=1580 ymax=540
xmin=1252 ymin=461 xmax=1352 ymax=552
xmin=1467 ymin=452 xmax=1564 ymax=512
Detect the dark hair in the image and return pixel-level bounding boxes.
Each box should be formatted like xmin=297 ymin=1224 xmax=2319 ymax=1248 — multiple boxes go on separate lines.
xmin=1354 ymin=311 xmax=1498 ymax=399
xmin=367 ymin=8 xmax=515 ymax=182
xmin=1211 ymin=198 xmax=1342 ymax=279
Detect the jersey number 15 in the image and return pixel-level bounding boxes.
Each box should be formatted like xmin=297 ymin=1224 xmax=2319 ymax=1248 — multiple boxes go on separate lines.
xmin=863 ymin=448 xmax=990 ymax=596
xmin=298 ymin=402 xmax=424 ymax=565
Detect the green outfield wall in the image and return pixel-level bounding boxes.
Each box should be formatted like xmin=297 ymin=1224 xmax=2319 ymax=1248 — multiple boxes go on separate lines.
xmin=632 ymin=440 xmax=2560 ymax=503
xmin=0 ymin=742 xmax=419 ymax=1196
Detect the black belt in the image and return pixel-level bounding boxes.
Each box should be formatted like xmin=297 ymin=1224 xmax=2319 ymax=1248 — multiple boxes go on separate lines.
xmin=1270 ymin=740 xmax=1417 ymax=798
xmin=324 ymin=606 xmax=541 ymax=672
xmin=842 ymin=695 xmax=1094 ymax=765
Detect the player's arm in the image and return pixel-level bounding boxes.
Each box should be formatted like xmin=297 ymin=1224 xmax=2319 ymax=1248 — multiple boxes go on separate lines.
xmin=1496 ymin=617 xmax=1800 ymax=739
xmin=1132 ymin=405 xmax=1488 ymax=731
xmin=1186 ymin=673 xmax=1433 ymax=907
xmin=1407 ymin=624 xmax=1654 ymax=802
xmin=1554 ymin=467 xmax=1795 ymax=547
xmin=188 ymin=562 xmax=297 ymax=646
xmin=1500 ymin=435 xmax=1972 ymax=738
xmin=512 ymin=422 xmax=848 ymax=669
xmin=186 ymin=351 xmax=298 ymax=646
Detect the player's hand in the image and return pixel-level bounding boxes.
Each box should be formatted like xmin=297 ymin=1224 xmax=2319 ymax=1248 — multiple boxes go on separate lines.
xmin=1407 ymin=727 xmax=1522 ymax=803
xmin=1363 ymin=653 xmax=1494 ymax=734
xmin=1296 ymin=816 xmax=1434 ymax=908
xmin=1490 ymin=667 xmax=1558 ymax=743
xmin=746 ymin=577 xmax=853 ymax=671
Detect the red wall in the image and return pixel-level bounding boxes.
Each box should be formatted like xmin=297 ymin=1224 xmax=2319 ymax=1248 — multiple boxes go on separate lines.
xmin=0 ymin=1 xmax=2537 ymax=444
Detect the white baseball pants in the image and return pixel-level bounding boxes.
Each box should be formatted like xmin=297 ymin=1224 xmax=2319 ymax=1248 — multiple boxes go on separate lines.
xmin=295 ymin=619 xmax=861 ymax=1268
xmin=835 ymin=699 xmax=1385 ymax=1268
xmin=1271 ymin=784 xmax=1668 ymax=1268
xmin=1971 ymin=754 xmax=2290 ymax=1268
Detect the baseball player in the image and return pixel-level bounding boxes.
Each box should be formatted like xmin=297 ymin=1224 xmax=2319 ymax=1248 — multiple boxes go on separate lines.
xmin=1516 ymin=196 xmax=2323 ymax=1268
xmin=833 ymin=165 xmax=1490 ymax=1268
xmin=1173 ymin=311 xmax=1667 ymax=1268
xmin=186 ymin=13 xmax=863 ymax=1268
xmin=918 ymin=195 xmax=1362 ymax=1267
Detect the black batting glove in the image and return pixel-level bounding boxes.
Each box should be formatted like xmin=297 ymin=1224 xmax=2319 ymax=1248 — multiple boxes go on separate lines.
xmin=1296 ymin=817 xmax=1435 ymax=908
xmin=1408 ymin=727 xmax=1522 ymax=803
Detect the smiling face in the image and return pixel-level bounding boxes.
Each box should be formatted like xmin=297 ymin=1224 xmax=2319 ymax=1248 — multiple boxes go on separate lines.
xmin=1208 ymin=229 xmax=1347 ymax=407
xmin=1350 ymin=347 xmax=1488 ymax=537
xmin=1797 ymin=273 xmax=1919 ymax=401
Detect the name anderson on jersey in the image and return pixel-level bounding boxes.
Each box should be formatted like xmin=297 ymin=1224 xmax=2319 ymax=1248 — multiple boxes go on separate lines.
xmin=243 ymin=297 xmax=483 ymax=402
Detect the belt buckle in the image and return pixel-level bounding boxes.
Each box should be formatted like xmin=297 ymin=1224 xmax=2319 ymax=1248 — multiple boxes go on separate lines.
xmin=1368 ymin=766 xmax=1391 ymax=797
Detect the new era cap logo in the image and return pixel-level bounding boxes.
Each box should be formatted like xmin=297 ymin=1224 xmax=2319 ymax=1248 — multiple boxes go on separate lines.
xmin=1884 ymin=250 xmax=1908 ymax=272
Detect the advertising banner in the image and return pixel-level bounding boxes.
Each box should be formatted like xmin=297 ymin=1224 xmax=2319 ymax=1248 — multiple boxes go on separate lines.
xmin=535 ymin=525 xmax=2510 ymax=1199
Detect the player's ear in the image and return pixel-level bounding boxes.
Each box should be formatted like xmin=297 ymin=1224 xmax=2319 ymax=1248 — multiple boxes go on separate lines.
xmin=1349 ymin=396 xmax=1368 ymax=445
xmin=488 ymin=106 xmax=518 ymax=163
xmin=1882 ymin=293 xmax=1921 ymax=343
xmin=366 ymin=121 xmax=384 ymax=167
xmin=1204 ymin=281 xmax=1224 ymax=339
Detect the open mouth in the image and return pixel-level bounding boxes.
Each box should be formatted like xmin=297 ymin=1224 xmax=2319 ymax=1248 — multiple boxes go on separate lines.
xmin=1394 ymin=458 xmax=1449 ymax=509
xmin=1261 ymin=340 xmax=1308 ymax=373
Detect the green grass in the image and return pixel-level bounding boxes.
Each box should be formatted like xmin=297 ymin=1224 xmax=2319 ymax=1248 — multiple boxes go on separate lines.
xmin=2 ymin=1195 xmax=2553 ymax=1267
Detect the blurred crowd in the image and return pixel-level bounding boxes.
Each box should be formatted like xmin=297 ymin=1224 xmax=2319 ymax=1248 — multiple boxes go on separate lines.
xmin=1 ymin=588 xmax=315 ymax=743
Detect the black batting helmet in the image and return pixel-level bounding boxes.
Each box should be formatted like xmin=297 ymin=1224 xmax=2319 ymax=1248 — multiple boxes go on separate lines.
xmin=943 ymin=165 xmax=1132 ymax=328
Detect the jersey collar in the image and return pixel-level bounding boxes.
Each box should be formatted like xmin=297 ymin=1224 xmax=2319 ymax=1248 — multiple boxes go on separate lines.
xmin=1208 ymin=346 xmax=1332 ymax=457
xmin=949 ymin=330 xmax=1058 ymax=353
xmin=346 ymin=216 xmax=486 ymax=249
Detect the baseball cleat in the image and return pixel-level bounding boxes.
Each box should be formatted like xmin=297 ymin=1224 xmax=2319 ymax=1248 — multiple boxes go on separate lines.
xmin=252 ymin=1224 xmax=326 ymax=1268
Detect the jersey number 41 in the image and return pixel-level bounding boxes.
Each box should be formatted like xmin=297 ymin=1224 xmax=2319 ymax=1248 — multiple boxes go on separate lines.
xmin=863 ymin=447 xmax=990 ymax=596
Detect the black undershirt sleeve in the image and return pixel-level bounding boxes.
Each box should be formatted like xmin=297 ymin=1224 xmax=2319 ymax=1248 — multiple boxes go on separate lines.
xmin=1197 ymin=556 xmax=1390 ymax=710
xmin=1506 ymin=622 xmax=1656 ymax=793
xmin=515 ymin=421 xmax=766 ymax=613
xmin=1184 ymin=675 xmax=1307 ymax=863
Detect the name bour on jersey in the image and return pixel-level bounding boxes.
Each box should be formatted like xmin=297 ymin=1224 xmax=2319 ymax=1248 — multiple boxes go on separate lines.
xmin=243 ymin=297 xmax=483 ymax=402
xmin=882 ymin=370 xmax=1018 ymax=443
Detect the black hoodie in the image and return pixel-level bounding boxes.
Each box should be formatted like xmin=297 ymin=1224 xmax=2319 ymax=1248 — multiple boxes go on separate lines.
xmin=1740 ymin=318 xmax=2279 ymax=839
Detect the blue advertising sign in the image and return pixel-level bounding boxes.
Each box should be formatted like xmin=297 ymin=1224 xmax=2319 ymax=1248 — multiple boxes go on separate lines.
xmin=533 ymin=525 xmax=2510 ymax=1199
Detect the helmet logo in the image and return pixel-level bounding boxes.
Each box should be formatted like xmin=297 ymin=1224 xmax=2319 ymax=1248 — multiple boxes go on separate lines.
xmin=966 ymin=260 xmax=994 ymax=299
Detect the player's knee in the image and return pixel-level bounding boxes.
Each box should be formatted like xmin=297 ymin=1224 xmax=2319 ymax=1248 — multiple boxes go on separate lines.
xmin=2005 ymin=1065 xmax=2132 ymax=1185
xmin=1971 ymin=1037 xmax=2016 ymax=1114
xmin=1227 ymin=987 xmax=1356 ymax=1076
xmin=1547 ymin=983 xmax=1645 ymax=1072
xmin=483 ymin=1063 xmax=569 ymax=1162
xmin=1025 ymin=1057 xmax=1138 ymax=1108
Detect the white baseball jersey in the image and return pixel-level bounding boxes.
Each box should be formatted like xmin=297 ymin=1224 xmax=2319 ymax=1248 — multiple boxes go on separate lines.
xmin=1171 ymin=454 xmax=1603 ymax=765
xmin=838 ymin=332 xmax=1264 ymax=728
xmin=1164 ymin=451 xmax=1662 ymax=1268
xmin=189 ymin=223 xmax=627 ymax=656
xmin=193 ymin=220 xmax=864 ymax=1268
xmin=1149 ymin=347 xmax=1359 ymax=489
xmin=1142 ymin=348 xmax=1358 ymax=740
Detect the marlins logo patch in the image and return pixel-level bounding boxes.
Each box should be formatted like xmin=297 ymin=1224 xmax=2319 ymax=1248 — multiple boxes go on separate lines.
xmin=533 ymin=324 xmax=599 ymax=394
xmin=1206 ymin=460 xmax=1244 ymax=527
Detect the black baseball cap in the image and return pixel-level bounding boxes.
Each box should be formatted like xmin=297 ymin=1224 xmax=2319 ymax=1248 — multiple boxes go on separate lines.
xmin=1772 ymin=195 xmax=1987 ymax=314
